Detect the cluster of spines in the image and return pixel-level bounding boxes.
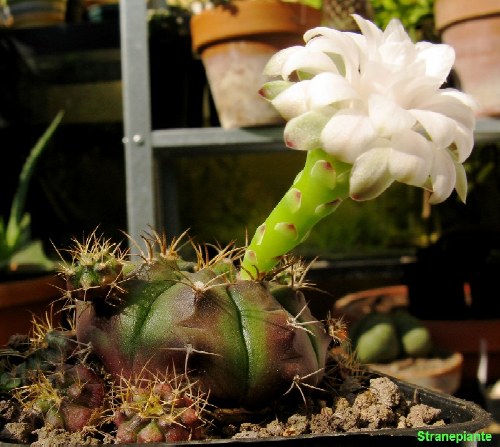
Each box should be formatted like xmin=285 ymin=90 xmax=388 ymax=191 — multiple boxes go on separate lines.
xmin=111 ymin=372 xmax=207 ymax=443
xmin=14 ymin=364 xmax=106 ymax=434
xmin=59 ymin=230 xmax=130 ymax=304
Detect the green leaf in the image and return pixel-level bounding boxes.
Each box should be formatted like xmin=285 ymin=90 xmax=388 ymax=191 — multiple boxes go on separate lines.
xmin=8 ymin=239 xmax=55 ymax=271
xmin=2 ymin=111 xmax=64 ymax=268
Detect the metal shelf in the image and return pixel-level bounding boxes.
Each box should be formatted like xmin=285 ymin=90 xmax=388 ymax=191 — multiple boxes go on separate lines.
xmin=151 ymin=117 xmax=500 ymax=154
xmin=475 ymin=117 xmax=500 ymax=144
xmin=152 ymin=127 xmax=286 ymax=156
xmin=151 ymin=115 xmax=500 ymax=155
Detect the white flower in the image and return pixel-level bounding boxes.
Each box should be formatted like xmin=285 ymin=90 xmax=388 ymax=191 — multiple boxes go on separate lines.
xmin=261 ymin=15 xmax=476 ymax=204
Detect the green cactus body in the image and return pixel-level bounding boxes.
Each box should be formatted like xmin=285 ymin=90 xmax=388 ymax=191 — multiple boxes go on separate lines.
xmin=392 ymin=310 xmax=433 ymax=358
xmin=350 ymin=314 xmax=401 ymax=364
xmin=350 ymin=311 xmax=433 ymax=364
xmin=70 ymin=247 xmax=330 ymax=408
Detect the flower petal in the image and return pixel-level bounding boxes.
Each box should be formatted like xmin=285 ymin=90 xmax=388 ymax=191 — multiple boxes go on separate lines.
xmin=271 ymin=81 xmax=311 ymax=120
xmin=391 ymin=73 xmax=438 ymax=109
xmin=283 ymin=111 xmax=331 ymax=151
xmin=321 ymin=111 xmax=377 ymax=162
xmin=352 ymin=14 xmax=383 ymax=46
xmin=384 ymin=18 xmax=413 ymax=43
xmin=281 ymin=47 xmax=339 ymax=79
xmin=264 ymin=46 xmax=303 ymax=76
xmin=389 ymin=131 xmax=432 ymax=186
xmin=452 ymin=122 xmax=474 ymax=163
xmin=416 ymin=42 xmax=455 ymax=84
xmin=349 ymin=148 xmax=394 ymax=201
xmin=304 ymin=28 xmax=361 ymax=75
xmin=416 ymin=89 xmax=476 ymax=129
xmin=309 ymin=72 xmax=359 ymax=108
xmin=410 ymin=109 xmax=456 ymax=148
xmin=429 ymin=149 xmax=456 ymax=204
xmin=259 ymin=14 xmax=476 ymax=209
xmin=259 ymin=80 xmax=294 ymax=101
xmin=368 ymin=94 xmax=416 ymax=137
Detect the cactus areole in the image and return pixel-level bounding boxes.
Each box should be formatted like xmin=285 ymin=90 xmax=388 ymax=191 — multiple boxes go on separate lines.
xmin=67 ymin=237 xmax=330 ymax=408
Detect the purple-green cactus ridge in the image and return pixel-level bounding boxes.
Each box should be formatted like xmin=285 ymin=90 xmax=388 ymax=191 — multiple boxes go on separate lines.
xmin=66 ymin=234 xmax=331 ymax=408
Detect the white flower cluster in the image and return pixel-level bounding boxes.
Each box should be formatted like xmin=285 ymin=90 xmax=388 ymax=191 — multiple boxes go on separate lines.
xmin=262 ymin=15 xmax=476 ymax=204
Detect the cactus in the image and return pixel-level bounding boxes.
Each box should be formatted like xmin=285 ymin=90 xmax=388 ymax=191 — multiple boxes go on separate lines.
xmin=112 ymin=373 xmax=206 ymax=443
xmin=63 ymin=232 xmax=331 ymax=408
xmin=0 ymin=311 xmax=83 ymax=391
xmin=349 ymin=313 xmax=401 ymax=364
xmin=14 ymin=364 xmax=105 ymax=433
xmin=58 ymin=11 xmax=475 ymax=412
xmin=1 ymin=311 xmax=106 ymax=435
xmin=241 ymin=149 xmax=351 ymax=279
xmin=0 ymin=14 xmax=480 ymax=444
xmin=392 ymin=310 xmax=432 ymax=358
xmin=349 ymin=311 xmax=433 ymax=364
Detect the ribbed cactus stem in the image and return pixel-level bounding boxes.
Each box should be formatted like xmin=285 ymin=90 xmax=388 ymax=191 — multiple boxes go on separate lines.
xmin=241 ymin=148 xmax=351 ymax=279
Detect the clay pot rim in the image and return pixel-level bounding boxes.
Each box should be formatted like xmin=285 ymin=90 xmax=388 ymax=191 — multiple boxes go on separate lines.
xmin=0 ymin=273 xmax=62 ymax=309
xmin=370 ymin=351 xmax=464 ymax=380
xmin=190 ymin=0 xmax=321 ymax=53
xmin=434 ymin=0 xmax=500 ymax=31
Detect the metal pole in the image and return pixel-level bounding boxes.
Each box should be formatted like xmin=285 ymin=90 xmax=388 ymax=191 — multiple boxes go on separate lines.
xmin=119 ymin=0 xmax=156 ymax=248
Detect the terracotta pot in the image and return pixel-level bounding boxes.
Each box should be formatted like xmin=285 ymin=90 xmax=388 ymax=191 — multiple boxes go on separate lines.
xmin=424 ymin=318 xmax=500 ymax=388
xmin=434 ymin=0 xmax=500 ymax=116
xmin=0 ymin=273 xmax=63 ymax=345
xmin=369 ymin=352 xmax=464 ymax=395
xmin=191 ymin=0 xmax=321 ymax=128
xmin=9 ymin=0 xmax=68 ymax=28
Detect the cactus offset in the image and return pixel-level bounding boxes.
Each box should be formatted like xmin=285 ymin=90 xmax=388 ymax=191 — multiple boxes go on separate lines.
xmin=1 ymin=313 xmax=104 ymax=431
xmin=15 ymin=364 xmax=105 ymax=433
xmin=1 ymin=311 xmax=84 ymax=391
xmin=112 ymin=372 xmax=206 ymax=443
xmin=64 ymin=232 xmax=330 ymax=408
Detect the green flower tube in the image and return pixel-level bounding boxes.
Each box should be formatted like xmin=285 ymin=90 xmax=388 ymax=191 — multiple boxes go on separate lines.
xmin=241 ymin=149 xmax=350 ymax=278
